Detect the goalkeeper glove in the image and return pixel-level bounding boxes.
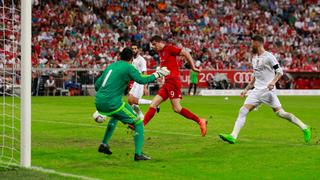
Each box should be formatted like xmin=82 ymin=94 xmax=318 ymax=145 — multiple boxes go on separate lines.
xmin=153 ymin=67 xmax=170 ymax=78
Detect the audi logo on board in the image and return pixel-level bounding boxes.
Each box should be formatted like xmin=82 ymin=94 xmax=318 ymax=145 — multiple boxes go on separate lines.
xmin=233 ymin=72 xmax=253 ymax=83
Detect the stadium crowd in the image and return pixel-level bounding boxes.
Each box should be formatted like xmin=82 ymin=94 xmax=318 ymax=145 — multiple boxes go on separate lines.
xmin=0 ymin=0 xmax=320 ymax=90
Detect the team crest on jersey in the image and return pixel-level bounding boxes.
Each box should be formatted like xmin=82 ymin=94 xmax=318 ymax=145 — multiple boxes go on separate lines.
xmin=253 ymin=57 xmax=263 ymax=71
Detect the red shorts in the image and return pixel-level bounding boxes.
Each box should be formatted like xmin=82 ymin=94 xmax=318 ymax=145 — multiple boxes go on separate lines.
xmin=157 ymin=78 xmax=182 ymax=100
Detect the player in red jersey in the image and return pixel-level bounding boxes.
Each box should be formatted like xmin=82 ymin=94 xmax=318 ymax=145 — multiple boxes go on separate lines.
xmin=143 ymin=35 xmax=207 ymax=136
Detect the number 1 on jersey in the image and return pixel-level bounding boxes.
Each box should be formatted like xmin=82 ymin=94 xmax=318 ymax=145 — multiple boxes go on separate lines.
xmin=102 ymin=70 xmax=112 ymax=87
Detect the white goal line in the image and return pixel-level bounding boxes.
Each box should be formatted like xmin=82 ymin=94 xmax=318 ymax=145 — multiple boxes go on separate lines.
xmin=30 ymin=166 xmax=101 ymax=180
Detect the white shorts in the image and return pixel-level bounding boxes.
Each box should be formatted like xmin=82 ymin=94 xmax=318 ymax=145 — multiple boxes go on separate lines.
xmin=244 ymin=89 xmax=281 ymax=108
xmin=129 ymin=82 xmax=144 ymax=99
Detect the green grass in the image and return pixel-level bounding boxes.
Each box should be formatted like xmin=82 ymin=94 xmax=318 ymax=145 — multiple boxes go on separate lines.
xmin=1 ymin=96 xmax=320 ymax=179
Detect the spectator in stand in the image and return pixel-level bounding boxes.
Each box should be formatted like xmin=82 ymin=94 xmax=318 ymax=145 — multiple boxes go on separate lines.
xmin=45 ymin=75 xmax=56 ymax=96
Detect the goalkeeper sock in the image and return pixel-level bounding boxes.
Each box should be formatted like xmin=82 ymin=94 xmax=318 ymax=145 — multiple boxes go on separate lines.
xmin=179 ymin=108 xmax=201 ymax=124
xmin=138 ymin=99 xmax=152 ymax=105
xmin=143 ymin=107 xmax=156 ymax=126
xmin=102 ymin=118 xmax=118 ymax=145
xmin=134 ymin=121 xmax=144 ymax=156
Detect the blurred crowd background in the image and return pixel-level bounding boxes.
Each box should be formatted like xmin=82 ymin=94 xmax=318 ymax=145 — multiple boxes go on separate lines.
xmin=1 ymin=0 xmax=320 ymax=95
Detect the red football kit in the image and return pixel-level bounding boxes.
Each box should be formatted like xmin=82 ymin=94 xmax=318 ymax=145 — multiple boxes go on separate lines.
xmin=142 ymin=44 xmax=206 ymax=137
xmin=157 ymin=45 xmax=182 ymax=100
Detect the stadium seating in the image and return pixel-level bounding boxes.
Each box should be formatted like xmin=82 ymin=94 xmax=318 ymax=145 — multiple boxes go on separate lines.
xmin=0 ymin=0 xmax=319 ymax=90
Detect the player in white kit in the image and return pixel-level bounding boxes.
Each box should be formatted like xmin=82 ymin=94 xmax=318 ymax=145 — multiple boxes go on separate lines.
xmin=219 ymin=35 xmax=311 ymax=144
xmin=128 ymin=43 xmax=153 ymax=119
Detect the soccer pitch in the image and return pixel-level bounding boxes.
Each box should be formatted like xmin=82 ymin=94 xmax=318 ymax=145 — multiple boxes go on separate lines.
xmin=1 ymin=96 xmax=320 ymax=179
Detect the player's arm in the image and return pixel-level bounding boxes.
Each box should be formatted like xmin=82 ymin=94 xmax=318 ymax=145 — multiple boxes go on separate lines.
xmin=267 ymin=56 xmax=284 ymax=90
xmin=129 ymin=65 xmax=156 ymax=84
xmin=129 ymin=64 xmax=170 ymax=84
xmin=180 ymin=48 xmax=200 ymax=73
xmin=241 ymin=76 xmax=255 ymax=98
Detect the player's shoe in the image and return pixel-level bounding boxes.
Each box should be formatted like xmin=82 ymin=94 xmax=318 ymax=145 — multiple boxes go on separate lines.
xmin=199 ymin=119 xmax=208 ymax=137
xmin=303 ymin=127 xmax=312 ymax=143
xmin=156 ymin=106 xmax=160 ymax=113
xmin=98 ymin=143 xmax=112 ymax=155
xmin=219 ymin=133 xmax=236 ymax=144
xmin=134 ymin=153 xmax=151 ymax=161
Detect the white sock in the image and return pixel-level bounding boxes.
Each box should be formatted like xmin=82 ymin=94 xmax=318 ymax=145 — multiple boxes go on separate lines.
xmin=132 ymin=104 xmax=145 ymax=120
xmin=138 ymin=99 xmax=152 ymax=105
xmin=139 ymin=112 xmax=144 ymax=120
xmin=276 ymin=109 xmax=307 ymax=130
xmin=231 ymin=106 xmax=249 ymax=139
xmin=132 ymin=104 xmax=141 ymax=114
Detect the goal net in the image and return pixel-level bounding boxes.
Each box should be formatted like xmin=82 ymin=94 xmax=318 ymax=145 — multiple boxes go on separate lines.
xmin=0 ymin=0 xmax=31 ymax=168
xmin=0 ymin=0 xmax=21 ymax=167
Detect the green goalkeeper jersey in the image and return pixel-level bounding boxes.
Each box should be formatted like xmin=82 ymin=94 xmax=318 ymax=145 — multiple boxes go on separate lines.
xmin=95 ymin=60 xmax=156 ymax=113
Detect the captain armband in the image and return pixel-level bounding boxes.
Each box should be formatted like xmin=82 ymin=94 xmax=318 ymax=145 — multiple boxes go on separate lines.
xmin=273 ymin=64 xmax=283 ymax=75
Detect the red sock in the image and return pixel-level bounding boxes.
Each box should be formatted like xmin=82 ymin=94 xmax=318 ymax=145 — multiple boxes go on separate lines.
xmin=179 ymin=108 xmax=201 ymax=123
xmin=143 ymin=107 xmax=157 ymax=126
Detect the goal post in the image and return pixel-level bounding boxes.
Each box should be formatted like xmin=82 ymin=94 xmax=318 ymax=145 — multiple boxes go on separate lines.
xmin=20 ymin=0 xmax=32 ymax=168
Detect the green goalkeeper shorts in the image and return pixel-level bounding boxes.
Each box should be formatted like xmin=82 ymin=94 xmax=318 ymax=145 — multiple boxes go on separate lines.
xmin=97 ymin=102 xmax=141 ymax=125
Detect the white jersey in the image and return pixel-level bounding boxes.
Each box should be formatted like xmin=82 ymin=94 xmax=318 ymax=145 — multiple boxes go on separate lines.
xmin=132 ymin=55 xmax=147 ymax=73
xmin=130 ymin=55 xmax=147 ymax=98
xmin=252 ymin=51 xmax=281 ymax=90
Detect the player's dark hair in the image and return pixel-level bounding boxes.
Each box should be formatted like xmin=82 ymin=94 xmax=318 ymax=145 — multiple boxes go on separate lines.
xmin=150 ymin=35 xmax=163 ymax=42
xmin=120 ymin=47 xmax=133 ymax=61
xmin=252 ymin=35 xmax=264 ymax=43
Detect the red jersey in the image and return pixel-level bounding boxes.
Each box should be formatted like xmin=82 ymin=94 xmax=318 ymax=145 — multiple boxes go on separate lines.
xmin=159 ymin=45 xmax=182 ymax=80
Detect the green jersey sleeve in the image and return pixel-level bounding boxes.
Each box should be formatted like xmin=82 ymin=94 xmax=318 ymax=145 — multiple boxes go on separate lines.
xmin=128 ymin=64 xmax=156 ymax=84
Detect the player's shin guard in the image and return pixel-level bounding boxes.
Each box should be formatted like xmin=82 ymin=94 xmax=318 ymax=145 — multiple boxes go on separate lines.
xmin=231 ymin=106 xmax=249 ymax=139
xmin=138 ymin=99 xmax=152 ymax=105
xmin=179 ymin=108 xmax=201 ymax=123
xmin=276 ymin=109 xmax=307 ymax=130
xmin=134 ymin=120 xmax=144 ymax=156
xmin=143 ymin=107 xmax=157 ymax=126
xmin=102 ymin=118 xmax=118 ymax=145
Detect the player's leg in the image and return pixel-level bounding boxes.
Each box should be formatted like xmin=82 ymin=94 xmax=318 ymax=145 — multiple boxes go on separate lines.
xmin=138 ymin=99 xmax=152 ymax=105
xmin=188 ymin=83 xmax=193 ymax=95
xmin=219 ymin=104 xmax=255 ymax=144
xmin=220 ymin=90 xmax=262 ymax=143
xmin=259 ymin=91 xmax=311 ymax=143
xmin=271 ymin=101 xmax=311 ymax=143
xmin=193 ymin=83 xmax=197 ymax=95
xmin=128 ymin=94 xmax=144 ymax=119
xmin=128 ymin=83 xmax=152 ymax=119
xmin=143 ymin=95 xmax=164 ymax=126
xmin=128 ymin=84 xmax=152 ymax=105
xmin=273 ymin=106 xmax=308 ymax=129
xmin=170 ymin=98 xmax=207 ymax=136
xmin=99 ymin=117 xmax=118 ymax=155
xmin=114 ymin=103 xmax=150 ymax=160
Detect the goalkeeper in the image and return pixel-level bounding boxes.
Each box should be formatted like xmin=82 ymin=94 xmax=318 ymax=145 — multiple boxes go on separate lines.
xmin=95 ymin=47 xmax=170 ymax=161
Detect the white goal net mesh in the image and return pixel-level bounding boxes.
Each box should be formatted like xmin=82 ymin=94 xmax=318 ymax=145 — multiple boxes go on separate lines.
xmin=0 ymin=0 xmax=21 ymax=167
